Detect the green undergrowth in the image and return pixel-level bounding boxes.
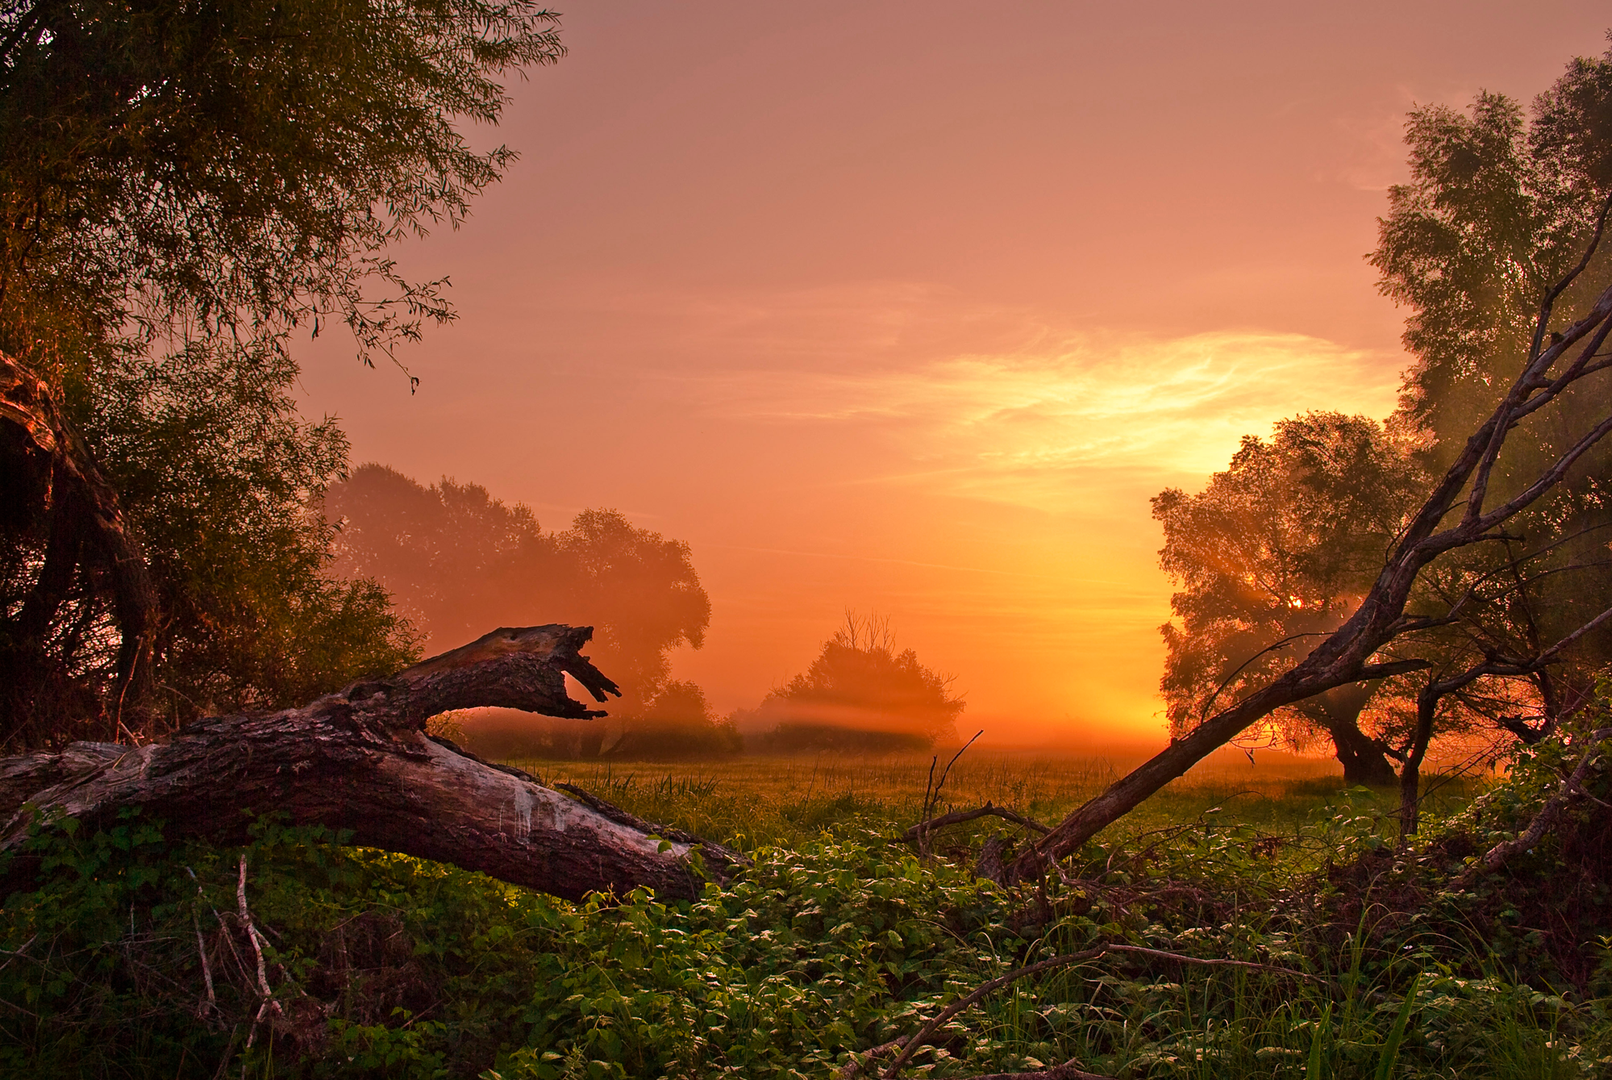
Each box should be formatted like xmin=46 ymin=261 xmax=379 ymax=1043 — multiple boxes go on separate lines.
xmin=1 ymin=751 xmax=1608 ymax=1079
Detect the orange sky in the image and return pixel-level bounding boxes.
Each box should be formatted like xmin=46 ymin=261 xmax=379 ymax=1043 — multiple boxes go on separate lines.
xmin=297 ymin=3 xmax=1612 ymax=745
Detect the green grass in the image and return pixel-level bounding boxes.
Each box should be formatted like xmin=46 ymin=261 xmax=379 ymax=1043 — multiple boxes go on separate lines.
xmin=508 ymin=749 xmax=1486 ymax=854
xmin=3 ymin=749 xmax=1602 ymax=1080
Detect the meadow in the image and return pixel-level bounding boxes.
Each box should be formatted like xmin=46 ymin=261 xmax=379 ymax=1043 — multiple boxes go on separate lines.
xmin=3 ymin=743 xmax=1605 ymax=1080
xmin=513 ymin=747 xmax=1483 ymax=855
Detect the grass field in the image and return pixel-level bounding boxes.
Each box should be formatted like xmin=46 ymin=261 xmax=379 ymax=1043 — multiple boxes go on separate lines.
xmin=504 ymin=747 xmax=1492 ymax=854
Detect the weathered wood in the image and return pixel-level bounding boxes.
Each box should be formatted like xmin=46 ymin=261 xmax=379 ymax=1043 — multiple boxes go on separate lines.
xmin=0 ymin=625 xmax=744 ymax=901
xmin=902 ymin=802 xmax=1050 ymax=844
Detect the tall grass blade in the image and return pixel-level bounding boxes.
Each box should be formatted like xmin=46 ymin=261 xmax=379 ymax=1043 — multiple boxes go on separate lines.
xmin=1307 ymin=1001 xmax=1332 ymax=1079
xmin=1374 ymin=973 xmax=1420 ymax=1080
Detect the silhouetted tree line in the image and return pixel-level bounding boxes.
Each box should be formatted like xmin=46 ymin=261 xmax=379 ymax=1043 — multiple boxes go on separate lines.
xmin=325 ymin=464 xmax=727 ymax=759
xmin=325 ymin=472 xmax=962 ymax=759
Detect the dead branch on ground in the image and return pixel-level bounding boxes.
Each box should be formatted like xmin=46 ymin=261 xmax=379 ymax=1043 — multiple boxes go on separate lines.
xmin=0 ymin=625 xmax=743 ymax=902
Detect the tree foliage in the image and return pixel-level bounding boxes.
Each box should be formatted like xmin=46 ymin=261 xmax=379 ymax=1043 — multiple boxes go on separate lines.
xmin=0 ymin=346 xmax=419 ymax=747
xmin=748 ymin=615 xmax=964 ymax=753
xmin=325 ymin=465 xmax=712 ymax=727
xmin=0 ymin=0 xmax=562 ymax=746
xmin=1369 ymin=45 xmax=1612 ymax=733
xmin=1153 ymin=413 xmax=1424 ymax=782
xmin=1155 ymin=46 xmax=1612 ymax=787
xmin=0 ymin=0 xmax=565 ymax=378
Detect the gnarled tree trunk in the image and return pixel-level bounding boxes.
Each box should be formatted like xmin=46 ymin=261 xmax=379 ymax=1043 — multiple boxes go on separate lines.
xmin=0 ymin=625 xmax=744 ymax=902
xmin=0 ymin=350 xmax=160 ymax=745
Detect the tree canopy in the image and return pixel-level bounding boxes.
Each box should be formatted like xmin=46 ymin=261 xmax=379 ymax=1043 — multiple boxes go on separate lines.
xmin=0 ymin=0 xmax=565 ymax=378
xmin=746 ymin=615 xmax=964 ymax=753
xmin=1153 ymin=413 xmax=1424 ymax=783
xmin=0 ymin=0 xmax=563 ymax=746
xmin=1369 ymin=48 xmax=1612 ymax=737
xmin=325 ymin=465 xmax=712 ymax=729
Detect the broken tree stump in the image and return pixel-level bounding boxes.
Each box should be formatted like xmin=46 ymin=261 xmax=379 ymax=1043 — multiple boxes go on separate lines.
xmin=0 ymin=625 xmax=744 ymax=901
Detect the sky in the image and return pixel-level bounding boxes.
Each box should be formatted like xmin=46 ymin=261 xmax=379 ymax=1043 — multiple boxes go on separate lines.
xmin=297 ymin=2 xmax=1612 ymax=747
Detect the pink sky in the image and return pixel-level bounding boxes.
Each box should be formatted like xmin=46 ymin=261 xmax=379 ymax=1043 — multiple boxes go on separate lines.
xmin=298 ymin=3 xmax=1611 ymax=745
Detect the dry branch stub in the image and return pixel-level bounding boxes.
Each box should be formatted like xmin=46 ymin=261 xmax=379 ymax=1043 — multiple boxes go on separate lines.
xmin=0 ymin=625 xmax=742 ymax=902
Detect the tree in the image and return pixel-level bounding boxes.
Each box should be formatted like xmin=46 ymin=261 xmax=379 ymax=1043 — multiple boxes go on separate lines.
xmin=1005 ymin=43 xmax=1612 ymax=883
xmin=325 ymin=465 xmax=712 ymax=752
xmin=1371 ymin=61 xmax=1612 ymax=737
xmin=1154 ymin=413 xmax=1425 ymax=784
xmin=0 ymin=0 xmax=564 ymax=742
xmin=1 ymin=344 xmax=420 ymax=747
xmin=1 ymin=0 xmax=565 ymax=377
xmin=747 ymin=615 xmax=964 ymax=753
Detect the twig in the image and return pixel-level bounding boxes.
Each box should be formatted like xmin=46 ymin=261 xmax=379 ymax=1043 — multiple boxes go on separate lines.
xmin=917 ymin=730 xmax=983 ymax=856
xmin=838 ymin=1039 xmax=904 ymax=1079
xmin=183 ymin=867 xmax=216 ymax=1018
xmin=192 ymin=910 xmax=216 ymax=1018
xmin=1459 ymin=726 xmax=1612 ymax=885
xmin=903 ymin=801 xmax=1051 ymax=843
xmin=0 ymin=933 xmax=36 ymax=978
xmin=920 ymin=756 xmax=939 ymax=830
xmin=235 ymin=854 xmax=282 ymax=1053
xmin=956 ymin=1063 xmax=1118 ymax=1080
xmin=933 ymin=730 xmax=983 ymax=807
xmin=1101 ymin=943 xmax=1323 ymax=983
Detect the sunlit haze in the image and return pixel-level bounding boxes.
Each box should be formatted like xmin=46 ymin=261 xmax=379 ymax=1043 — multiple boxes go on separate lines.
xmin=296 ymin=3 xmax=1611 ymax=746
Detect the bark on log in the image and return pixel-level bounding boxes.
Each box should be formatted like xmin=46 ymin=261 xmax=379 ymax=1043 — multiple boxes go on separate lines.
xmin=0 ymin=625 xmax=745 ymax=901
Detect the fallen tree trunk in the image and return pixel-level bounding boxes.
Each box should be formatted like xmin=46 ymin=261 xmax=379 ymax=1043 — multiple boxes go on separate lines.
xmin=0 ymin=625 xmax=744 ymax=902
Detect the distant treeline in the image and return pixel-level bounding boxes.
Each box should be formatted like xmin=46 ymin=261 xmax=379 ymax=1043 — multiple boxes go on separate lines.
xmin=328 ymin=468 xmax=963 ymax=760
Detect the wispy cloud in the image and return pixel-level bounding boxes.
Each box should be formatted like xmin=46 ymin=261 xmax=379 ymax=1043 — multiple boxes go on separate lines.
xmin=680 ymin=327 xmax=1403 ymax=508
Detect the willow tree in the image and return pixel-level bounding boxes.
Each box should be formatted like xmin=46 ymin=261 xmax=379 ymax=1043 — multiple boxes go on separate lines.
xmin=0 ymin=0 xmax=565 ymax=743
xmin=1007 ymin=41 xmax=1612 ymax=882
xmin=1154 ymin=413 xmax=1425 ymax=784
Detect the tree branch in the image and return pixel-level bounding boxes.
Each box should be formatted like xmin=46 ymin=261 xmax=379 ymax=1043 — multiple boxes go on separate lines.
xmin=903 ymin=802 xmax=1051 ymax=844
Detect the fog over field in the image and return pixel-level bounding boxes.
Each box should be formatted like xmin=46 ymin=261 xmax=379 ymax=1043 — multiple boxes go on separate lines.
xmin=299 ymin=2 xmax=1611 ymax=745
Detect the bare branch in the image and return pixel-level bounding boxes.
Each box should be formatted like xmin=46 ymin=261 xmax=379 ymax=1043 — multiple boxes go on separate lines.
xmin=1458 ymin=727 xmax=1612 ymax=883
xmin=1526 ymin=191 xmax=1612 ymax=363
xmin=903 ymin=802 xmax=1051 ymax=844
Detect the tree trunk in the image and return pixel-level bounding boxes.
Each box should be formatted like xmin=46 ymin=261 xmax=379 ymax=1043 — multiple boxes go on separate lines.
xmin=1332 ymin=726 xmax=1400 ymax=787
xmin=0 ymin=625 xmax=745 ymax=902
xmin=1302 ymin=683 xmax=1398 ymax=786
xmin=1398 ymin=681 xmax=1441 ymax=837
xmin=0 ymin=351 xmax=160 ymax=743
